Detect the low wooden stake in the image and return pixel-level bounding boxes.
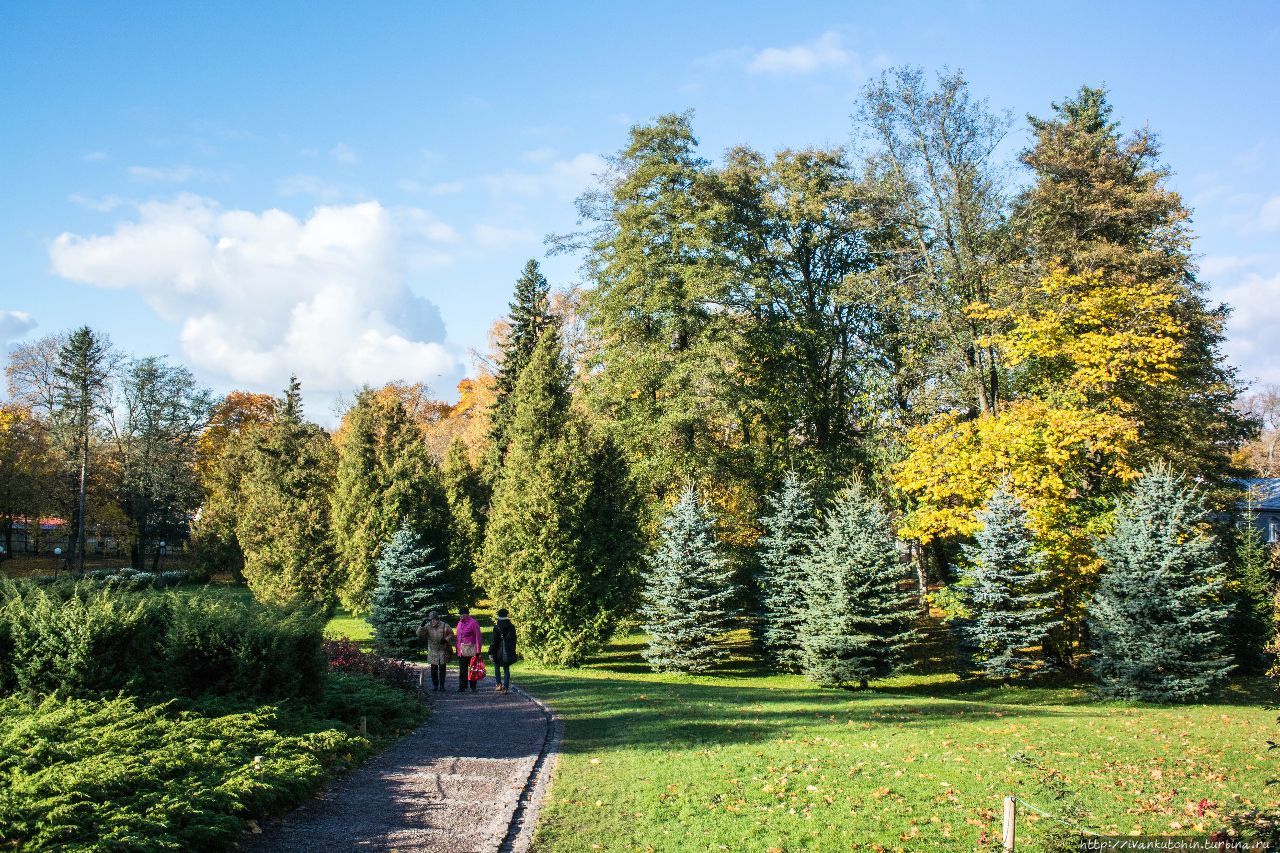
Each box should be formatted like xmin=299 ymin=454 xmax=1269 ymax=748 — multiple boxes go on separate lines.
xmin=1002 ymin=795 xmax=1016 ymax=853
xmin=359 ymin=715 xmax=367 ymax=736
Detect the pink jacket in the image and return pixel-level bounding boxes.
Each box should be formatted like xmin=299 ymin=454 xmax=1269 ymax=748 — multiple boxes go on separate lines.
xmin=455 ymin=616 xmax=481 ymax=655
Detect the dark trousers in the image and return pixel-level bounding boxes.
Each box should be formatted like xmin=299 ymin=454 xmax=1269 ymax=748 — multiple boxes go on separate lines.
xmin=458 ymin=656 xmax=477 ymax=690
xmin=429 ymin=664 xmax=446 ymax=689
xmin=494 ymin=662 xmax=511 ymax=689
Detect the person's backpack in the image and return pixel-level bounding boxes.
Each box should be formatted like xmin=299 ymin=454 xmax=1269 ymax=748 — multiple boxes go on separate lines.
xmin=468 ymin=655 xmax=486 ymax=681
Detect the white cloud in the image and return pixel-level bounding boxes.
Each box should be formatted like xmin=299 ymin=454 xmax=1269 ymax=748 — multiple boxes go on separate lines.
xmin=49 ymin=195 xmax=458 ymax=394
xmin=329 ymin=142 xmax=360 ymax=165
xmin=398 ymin=207 xmax=460 ymax=244
xmin=521 ymin=147 xmax=558 ymax=163
xmin=472 ymin=223 xmax=537 ymax=248
xmin=69 ymin=193 xmax=126 ymax=212
xmin=428 ymin=180 xmax=465 ymax=196
xmin=484 ymin=153 xmax=605 ymax=201
xmin=1206 ymin=254 xmax=1280 ymax=386
xmin=1259 ymin=195 xmax=1280 ymax=231
xmin=127 ymin=164 xmax=207 ymax=183
xmin=748 ymin=31 xmax=854 ymax=75
xmin=399 ymin=179 xmax=465 ymax=196
xmin=0 ymin=311 xmax=36 ymax=344
xmin=84 ymin=151 xmax=109 ymax=162
xmin=273 ymin=172 xmax=345 ymax=199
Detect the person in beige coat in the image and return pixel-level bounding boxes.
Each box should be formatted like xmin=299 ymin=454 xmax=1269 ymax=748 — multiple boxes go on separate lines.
xmin=416 ymin=611 xmax=454 ymax=692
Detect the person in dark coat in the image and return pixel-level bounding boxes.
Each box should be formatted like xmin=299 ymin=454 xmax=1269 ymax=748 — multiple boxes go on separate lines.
xmin=489 ymin=608 xmax=518 ymax=693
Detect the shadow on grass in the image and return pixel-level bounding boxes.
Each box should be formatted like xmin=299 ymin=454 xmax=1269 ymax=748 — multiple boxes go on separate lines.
xmin=518 ymin=669 xmax=1117 ymax=757
xmin=526 ymin=630 xmax=1280 ymax=756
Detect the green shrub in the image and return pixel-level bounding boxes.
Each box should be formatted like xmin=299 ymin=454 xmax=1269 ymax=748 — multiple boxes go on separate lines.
xmin=0 ymin=692 xmax=366 ymax=852
xmin=0 ymin=584 xmax=325 ymax=702
xmin=163 ymin=596 xmax=326 ymax=700
xmin=4 ymin=588 xmax=169 ymax=696
xmin=0 ymin=615 xmax=11 ymax=693
xmin=315 ymin=671 xmax=424 ymax=738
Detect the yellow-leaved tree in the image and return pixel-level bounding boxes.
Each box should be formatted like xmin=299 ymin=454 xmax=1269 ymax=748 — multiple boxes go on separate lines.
xmin=896 ymin=267 xmax=1190 ymax=660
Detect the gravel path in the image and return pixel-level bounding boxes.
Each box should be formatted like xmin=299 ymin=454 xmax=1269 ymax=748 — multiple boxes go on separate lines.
xmin=240 ymin=672 xmax=559 ymax=853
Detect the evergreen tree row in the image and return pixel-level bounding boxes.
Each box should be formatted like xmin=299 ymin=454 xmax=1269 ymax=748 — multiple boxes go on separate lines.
xmin=646 ymin=474 xmax=917 ymax=687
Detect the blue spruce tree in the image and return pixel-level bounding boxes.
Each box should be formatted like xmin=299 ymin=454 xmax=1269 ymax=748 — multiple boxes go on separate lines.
xmin=641 ymin=486 xmax=737 ymax=673
xmin=958 ymin=484 xmax=1061 ymax=679
xmin=370 ymin=523 xmax=449 ymax=658
xmin=1090 ymin=465 xmax=1233 ymax=702
xmin=801 ymin=480 xmax=915 ymax=688
xmin=757 ymin=471 xmax=818 ymax=673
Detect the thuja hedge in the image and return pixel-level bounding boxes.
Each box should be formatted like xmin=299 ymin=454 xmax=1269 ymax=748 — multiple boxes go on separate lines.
xmin=0 ymin=581 xmax=325 ymax=701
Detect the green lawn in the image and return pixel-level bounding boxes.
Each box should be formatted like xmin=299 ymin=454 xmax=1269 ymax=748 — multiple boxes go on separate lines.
xmin=514 ymin=634 xmax=1276 ymax=852
xmin=317 ymin=606 xmax=1275 ymax=850
xmin=325 ymin=606 xmax=376 ymax=650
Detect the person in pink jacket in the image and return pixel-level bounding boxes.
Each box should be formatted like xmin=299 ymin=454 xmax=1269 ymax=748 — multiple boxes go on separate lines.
xmin=454 ymin=606 xmax=483 ymax=692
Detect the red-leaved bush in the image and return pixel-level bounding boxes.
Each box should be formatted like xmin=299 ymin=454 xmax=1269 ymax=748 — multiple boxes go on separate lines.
xmin=323 ymin=637 xmax=416 ymax=690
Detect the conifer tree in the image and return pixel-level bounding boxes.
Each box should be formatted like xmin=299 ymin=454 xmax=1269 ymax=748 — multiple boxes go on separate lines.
xmin=370 ymin=524 xmax=449 ymax=658
xmin=484 ymin=260 xmax=555 ymax=483
xmin=237 ymin=377 xmax=339 ymax=606
xmin=479 ymin=327 xmax=642 ymax=666
xmin=757 ymin=471 xmax=818 ymax=672
xmin=641 ymin=485 xmax=737 ymax=674
xmin=801 ymin=480 xmax=915 ymax=688
xmin=571 ymin=113 xmax=729 ymax=514
xmin=1232 ymin=508 xmax=1275 ymax=672
xmin=52 ymin=326 xmax=114 ymax=573
xmin=576 ymin=432 xmax=645 ymax=618
xmin=958 ymin=484 xmax=1061 ymax=679
xmin=442 ymin=436 xmax=485 ymax=605
xmin=1020 ymin=86 xmax=1249 ymax=488
xmin=331 ymin=388 xmax=449 ymax=613
xmin=1090 ymin=465 xmax=1233 ymax=701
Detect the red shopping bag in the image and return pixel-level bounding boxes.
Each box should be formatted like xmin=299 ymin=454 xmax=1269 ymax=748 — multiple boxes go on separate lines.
xmin=468 ymin=655 xmax=486 ymax=681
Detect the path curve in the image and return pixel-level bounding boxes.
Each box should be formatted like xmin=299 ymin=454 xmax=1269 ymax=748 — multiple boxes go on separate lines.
xmin=240 ymin=672 xmax=560 ymax=853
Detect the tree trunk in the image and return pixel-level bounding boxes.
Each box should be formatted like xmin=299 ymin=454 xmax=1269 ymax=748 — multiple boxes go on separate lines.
xmin=913 ymin=542 xmax=929 ymax=613
xmin=75 ymin=432 xmax=88 ymax=575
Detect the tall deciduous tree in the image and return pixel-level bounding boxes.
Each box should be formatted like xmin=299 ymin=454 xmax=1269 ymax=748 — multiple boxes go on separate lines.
xmin=1235 ymin=385 xmax=1279 ymax=477
xmin=0 ymin=404 xmax=55 ymax=558
xmin=1090 ymin=465 xmax=1233 ymax=702
xmin=480 ymin=328 xmax=642 ymax=666
xmin=715 ymin=147 xmax=896 ymax=486
xmin=856 ymin=68 xmax=1013 ymax=418
xmin=801 ymin=480 xmax=915 ymax=688
xmin=106 ymin=357 xmax=212 ymax=568
xmin=189 ymin=392 xmax=275 ymax=580
xmin=237 ymin=378 xmax=339 ymax=606
xmin=331 ymin=387 xmax=449 ymax=613
xmin=756 ymin=471 xmax=818 ymax=672
xmin=641 ymin=485 xmax=737 ymax=674
xmin=957 ymin=484 xmax=1060 ymax=679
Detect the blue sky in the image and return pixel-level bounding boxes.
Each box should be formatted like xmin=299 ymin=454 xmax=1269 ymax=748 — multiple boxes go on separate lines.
xmin=2 ymin=1 xmax=1278 ymax=420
